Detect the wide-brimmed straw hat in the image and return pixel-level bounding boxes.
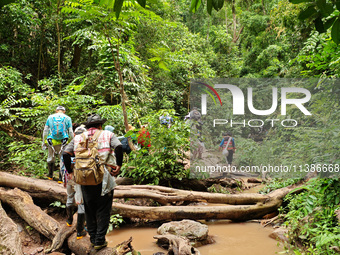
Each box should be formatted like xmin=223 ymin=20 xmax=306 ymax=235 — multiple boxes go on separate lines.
xmin=84 ymin=114 xmax=107 ymax=128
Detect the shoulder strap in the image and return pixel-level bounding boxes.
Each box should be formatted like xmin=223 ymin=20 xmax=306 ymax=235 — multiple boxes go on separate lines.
xmin=224 ymin=136 xmax=232 ymax=147
xmin=92 ymin=130 xmax=103 ymax=141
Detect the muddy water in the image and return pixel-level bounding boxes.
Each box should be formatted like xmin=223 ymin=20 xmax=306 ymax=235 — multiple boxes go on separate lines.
xmin=107 ymin=221 xmax=283 ymax=255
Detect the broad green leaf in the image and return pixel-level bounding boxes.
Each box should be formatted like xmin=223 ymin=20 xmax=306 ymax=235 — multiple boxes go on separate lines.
xmin=0 ymin=0 xmax=15 ymax=8
xmin=136 ymin=0 xmax=146 ymax=8
xmin=298 ymin=6 xmax=317 ymax=20
xmin=289 ymin=0 xmax=311 ymax=3
xmin=207 ymin=0 xmax=213 ymax=15
xmin=114 ymin=0 xmax=124 ymax=19
xmin=331 ymin=17 xmax=340 ymax=44
xmin=212 ymin=0 xmax=224 ymax=11
xmin=315 ymin=16 xmax=326 ymax=33
xmin=190 ymin=0 xmax=201 ymax=13
xmin=324 ymin=16 xmax=337 ymax=29
xmin=316 ymin=0 xmax=334 ymax=17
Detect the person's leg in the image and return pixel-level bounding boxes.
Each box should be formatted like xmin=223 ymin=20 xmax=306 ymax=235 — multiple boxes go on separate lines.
xmin=227 ymin=150 xmax=234 ymax=165
xmin=81 ymin=184 xmax=102 ymax=245
xmin=66 ymin=182 xmax=76 ymax=226
xmin=47 ymin=146 xmax=55 ymax=179
xmin=94 ymin=190 xmax=114 ymax=246
xmin=53 ymin=144 xmax=63 ymax=183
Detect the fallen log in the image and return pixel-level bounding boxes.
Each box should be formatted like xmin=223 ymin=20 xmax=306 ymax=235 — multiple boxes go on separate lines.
xmin=0 ymin=172 xmax=67 ymax=203
xmin=68 ymin=235 xmax=138 ymax=255
xmin=116 ymin=185 xmax=267 ymax=205
xmin=47 ymin=214 xmax=77 ymax=253
xmin=0 ymin=201 xmax=24 ymax=255
xmin=112 ymin=186 xmax=296 ymax=221
xmin=0 ymin=187 xmax=60 ymax=240
xmin=0 ymin=123 xmax=36 ymax=142
xmin=0 ymin=171 xmax=301 ymax=221
xmin=154 ymin=234 xmax=200 ymax=255
xmin=0 ymin=172 xmax=267 ymax=205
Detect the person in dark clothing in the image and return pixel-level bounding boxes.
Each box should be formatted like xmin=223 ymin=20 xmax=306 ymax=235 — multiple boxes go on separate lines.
xmin=63 ymin=114 xmax=123 ymax=250
xmin=219 ymin=132 xmax=236 ymax=165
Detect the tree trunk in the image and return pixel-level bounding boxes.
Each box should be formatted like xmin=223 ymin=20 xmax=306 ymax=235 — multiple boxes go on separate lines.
xmin=0 ymin=187 xmax=60 ymax=240
xmin=71 ymin=44 xmax=82 ymax=70
xmin=68 ymin=235 xmax=137 ymax=255
xmin=0 ymin=172 xmax=67 ymax=204
xmin=0 ymin=172 xmax=301 ymax=222
xmin=105 ymin=27 xmax=136 ymax=152
xmin=154 ymin=234 xmax=200 ymax=255
xmin=0 ymin=172 xmax=265 ymax=205
xmin=0 ymin=201 xmax=24 ymax=255
xmin=232 ymin=0 xmax=237 ymax=42
xmin=116 ymin=184 xmax=268 ymax=205
xmin=0 ymin=123 xmax=36 ymax=142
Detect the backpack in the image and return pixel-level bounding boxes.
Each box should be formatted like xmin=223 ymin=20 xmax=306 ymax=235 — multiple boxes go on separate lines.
xmin=160 ymin=115 xmax=171 ymax=125
xmin=74 ymin=130 xmax=104 ymax=185
xmin=190 ymin=110 xmax=201 ymax=121
xmin=121 ymin=137 xmax=132 ymax=154
xmin=50 ymin=114 xmax=67 ymax=140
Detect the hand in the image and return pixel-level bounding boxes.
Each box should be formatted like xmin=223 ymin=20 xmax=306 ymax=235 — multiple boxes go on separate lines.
xmin=62 ymin=138 xmax=68 ymax=146
xmin=68 ymin=172 xmax=73 ymax=180
xmin=110 ymin=166 xmax=121 ymax=177
xmin=47 ymin=138 xmax=53 ymax=147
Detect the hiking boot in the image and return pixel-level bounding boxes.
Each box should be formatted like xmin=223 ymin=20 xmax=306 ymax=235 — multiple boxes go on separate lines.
xmin=94 ymin=241 xmax=108 ymax=250
xmin=58 ymin=171 xmax=63 ymax=184
xmin=66 ymin=206 xmax=74 ymax=226
xmin=47 ymin=163 xmax=55 ymax=180
xmin=76 ymin=213 xmax=86 ymax=239
xmin=76 ymin=230 xmax=87 ymax=240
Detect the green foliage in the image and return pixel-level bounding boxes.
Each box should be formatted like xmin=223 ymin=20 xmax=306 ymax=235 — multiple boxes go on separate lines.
xmin=49 ymin=201 xmax=66 ymax=209
xmin=289 ymin=0 xmax=340 ymax=44
xmin=260 ymin=178 xmax=300 ymax=194
xmin=121 ymin=110 xmax=190 ymax=184
xmin=7 ymin=139 xmax=47 ymax=178
xmin=97 ymin=105 xmax=135 ymax=135
xmin=0 ymin=131 xmax=14 ymax=169
xmin=282 ymin=178 xmax=340 ymax=254
xmin=108 ymin=214 xmax=124 ymax=232
xmin=0 ymin=67 xmax=31 ymax=100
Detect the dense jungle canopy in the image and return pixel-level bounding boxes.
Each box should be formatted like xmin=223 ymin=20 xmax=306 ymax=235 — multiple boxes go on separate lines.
xmin=0 ymin=0 xmax=339 ymax=254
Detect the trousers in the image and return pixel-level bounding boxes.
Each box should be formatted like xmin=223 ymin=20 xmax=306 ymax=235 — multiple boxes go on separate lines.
xmin=81 ymin=183 xmax=113 ymax=245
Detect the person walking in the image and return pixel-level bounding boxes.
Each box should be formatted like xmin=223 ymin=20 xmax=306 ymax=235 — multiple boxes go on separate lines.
xmin=42 ymin=106 xmax=73 ymax=182
xmin=61 ymin=125 xmax=87 ymax=239
xmin=72 ymin=114 xmax=123 ymax=250
xmin=219 ymin=132 xmax=236 ymax=165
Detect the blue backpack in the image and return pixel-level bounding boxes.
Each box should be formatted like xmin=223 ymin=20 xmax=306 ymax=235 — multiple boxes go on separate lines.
xmin=50 ymin=115 xmax=67 ymax=140
xmin=160 ymin=115 xmax=172 ymax=125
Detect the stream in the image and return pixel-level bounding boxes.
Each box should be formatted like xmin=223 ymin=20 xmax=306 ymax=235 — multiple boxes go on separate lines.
xmin=107 ymin=220 xmax=284 ymax=255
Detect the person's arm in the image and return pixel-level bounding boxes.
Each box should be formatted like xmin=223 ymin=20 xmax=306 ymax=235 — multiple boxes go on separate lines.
xmin=62 ymin=151 xmax=73 ymax=174
xmin=67 ymin=117 xmax=74 ymax=140
xmin=62 ymin=140 xmax=75 ymax=173
xmin=42 ymin=118 xmax=50 ymax=149
xmin=219 ymin=139 xmax=224 ymax=151
xmin=110 ymin=135 xmax=123 ymax=176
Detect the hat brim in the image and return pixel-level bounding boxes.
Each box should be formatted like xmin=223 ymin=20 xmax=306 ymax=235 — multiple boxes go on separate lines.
xmin=84 ymin=119 xmax=107 ymax=128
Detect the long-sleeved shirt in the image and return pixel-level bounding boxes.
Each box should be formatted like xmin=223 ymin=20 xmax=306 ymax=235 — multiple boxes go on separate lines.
xmin=219 ymin=136 xmax=236 ymax=150
xmin=42 ymin=112 xmax=74 ymax=142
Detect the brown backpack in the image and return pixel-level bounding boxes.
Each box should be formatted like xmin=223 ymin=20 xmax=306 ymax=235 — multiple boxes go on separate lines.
xmin=74 ymin=130 xmax=104 ymax=185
